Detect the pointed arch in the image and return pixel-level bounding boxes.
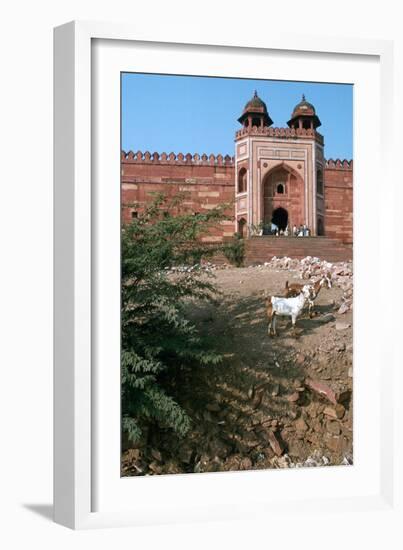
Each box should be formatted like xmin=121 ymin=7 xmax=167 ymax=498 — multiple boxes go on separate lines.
xmin=261 ymin=162 xmax=304 ymax=230
xmin=237 ymin=167 xmax=247 ymax=193
xmin=263 ymin=161 xmax=302 ymax=182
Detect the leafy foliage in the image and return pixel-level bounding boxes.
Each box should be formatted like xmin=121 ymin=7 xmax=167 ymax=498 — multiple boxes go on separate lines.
xmin=223 ymin=232 xmax=245 ymax=267
xmin=121 ymin=193 xmax=229 ymax=444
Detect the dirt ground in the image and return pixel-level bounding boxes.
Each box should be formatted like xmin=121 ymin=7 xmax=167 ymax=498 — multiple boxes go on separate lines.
xmin=122 ymin=264 xmax=353 ymax=476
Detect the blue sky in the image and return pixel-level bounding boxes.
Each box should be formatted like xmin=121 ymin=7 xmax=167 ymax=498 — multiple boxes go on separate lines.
xmin=121 ymin=73 xmax=353 ymax=160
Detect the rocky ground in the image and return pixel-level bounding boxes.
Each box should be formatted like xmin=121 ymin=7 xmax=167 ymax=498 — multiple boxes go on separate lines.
xmin=122 ymin=256 xmax=353 ymax=476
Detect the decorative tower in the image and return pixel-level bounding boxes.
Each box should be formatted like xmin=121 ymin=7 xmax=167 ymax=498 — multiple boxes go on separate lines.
xmin=237 ymin=90 xmax=273 ymax=129
xmin=287 ymin=94 xmax=321 ymax=131
xmin=234 ymin=92 xmax=325 ymax=237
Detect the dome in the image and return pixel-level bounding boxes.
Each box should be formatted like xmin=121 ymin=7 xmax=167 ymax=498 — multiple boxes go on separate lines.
xmin=238 ymin=91 xmax=273 ymax=127
xmin=243 ymin=91 xmax=268 ymax=113
xmin=291 ymin=94 xmax=316 ymax=117
xmin=287 ymin=94 xmax=321 ymax=129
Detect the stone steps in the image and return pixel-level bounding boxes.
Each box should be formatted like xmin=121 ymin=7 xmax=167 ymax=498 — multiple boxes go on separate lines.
xmin=244 ymin=236 xmax=352 ymax=264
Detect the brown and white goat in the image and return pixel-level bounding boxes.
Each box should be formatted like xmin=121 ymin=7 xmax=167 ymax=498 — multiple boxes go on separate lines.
xmin=266 ymin=286 xmax=312 ymax=337
xmin=284 ymin=274 xmax=332 ymax=318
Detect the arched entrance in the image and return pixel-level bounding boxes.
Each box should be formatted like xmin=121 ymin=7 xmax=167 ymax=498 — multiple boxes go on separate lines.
xmin=272 ymin=207 xmax=288 ymax=231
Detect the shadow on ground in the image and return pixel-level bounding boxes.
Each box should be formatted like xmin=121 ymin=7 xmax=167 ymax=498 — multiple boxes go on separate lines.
xmin=23 ymin=504 xmax=53 ymax=522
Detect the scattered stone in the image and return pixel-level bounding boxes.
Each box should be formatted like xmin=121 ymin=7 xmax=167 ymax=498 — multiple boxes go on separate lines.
xmin=239 ymin=457 xmax=253 ymax=470
xmin=148 ymin=461 xmax=163 ymax=474
xmin=165 ymin=460 xmax=182 ymax=475
xmin=271 ymin=454 xmax=292 ymax=469
xmin=287 ymin=391 xmax=300 ymax=403
xmin=338 ymin=303 xmax=349 ymax=315
xmin=302 ymin=452 xmax=330 ymax=468
xmin=240 ymin=431 xmax=260 ymax=449
xmin=310 ymin=419 xmax=322 ymax=432
xmin=261 ymin=418 xmax=273 ymax=428
xmin=324 ymin=434 xmax=343 ymax=453
xmin=323 ymin=404 xmax=345 ymax=419
xmin=151 ymin=448 xmax=162 ymax=462
xmin=295 ymin=418 xmax=308 ymax=433
xmin=341 ymin=455 xmax=353 ymax=465
xmin=266 ymin=430 xmax=284 ymax=456
xmin=305 ymin=378 xmax=338 ymax=405
xmin=126 ymin=448 xmax=140 ymax=461
xmin=222 ymin=455 xmax=242 ymax=471
xmin=271 ymin=383 xmax=280 ymax=397
xmin=327 ymin=421 xmax=341 ymax=435
xmin=252 ymin=392 xmax=263 ymax=409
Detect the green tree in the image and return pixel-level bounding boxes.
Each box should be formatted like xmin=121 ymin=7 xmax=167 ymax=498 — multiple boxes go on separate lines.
xmin=121 ymin=193 xmax=228 ymax=444
xmin=223 ymin=232 xmax=245 ymax=267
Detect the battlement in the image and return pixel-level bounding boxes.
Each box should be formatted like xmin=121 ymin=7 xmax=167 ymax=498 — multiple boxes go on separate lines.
xmin=121 ymin=150 xmax=352 ymax=171
xmin=324 ymin=159 xmax=353 ymax=170
xmin=235 ymin=125 xmax=324 ymax=145
xmin=121 ymin=150 xmax=235 ymax=166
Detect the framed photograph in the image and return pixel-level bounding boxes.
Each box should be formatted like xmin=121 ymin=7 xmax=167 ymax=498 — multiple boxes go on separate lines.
xmin=54 ymin=21 xmax=398 ymax=530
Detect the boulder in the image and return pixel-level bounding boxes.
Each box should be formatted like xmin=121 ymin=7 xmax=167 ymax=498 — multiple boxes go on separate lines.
xmin=266 ymin=430 xmax=284 ymax=456
xmin=306 ymin=378 xmax=338 ymax=405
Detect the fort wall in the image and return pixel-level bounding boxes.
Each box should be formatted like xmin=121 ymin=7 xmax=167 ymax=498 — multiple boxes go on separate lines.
xmin=121 ymin=151 xmax=235 ymax=241
xmin=121 ymin=151 xmax=353 ymax=244
xmin=323 ymin=159 xmax=353 ymax=245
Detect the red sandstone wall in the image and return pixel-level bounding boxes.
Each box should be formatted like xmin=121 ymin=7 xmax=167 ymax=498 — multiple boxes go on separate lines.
xmin=324 ymin=160 xmax=353 ymax=245
xmin=121 ymin=152 xmax=353 ymax=246
xmin=121 ymin=152 xmax=235 ymax=242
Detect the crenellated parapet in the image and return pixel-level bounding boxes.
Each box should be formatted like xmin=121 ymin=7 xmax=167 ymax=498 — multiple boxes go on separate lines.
xmin=235 ymin=125 xmax=324 ymax=145
xmin=121 ymin=150 xmax=235 ymax=166
xmin=324 ymin=159 xmax=353 ymax=170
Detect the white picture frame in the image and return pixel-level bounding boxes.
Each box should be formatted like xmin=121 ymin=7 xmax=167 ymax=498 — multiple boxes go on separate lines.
xmin=54 ymin=21 xmax=400 ymax=531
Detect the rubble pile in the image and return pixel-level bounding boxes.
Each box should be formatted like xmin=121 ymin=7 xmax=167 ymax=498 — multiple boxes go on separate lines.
xmin=122 ymin=367 xmax=353 ymax=476
xmin=122 ymin=349 xmax=353 ymax=477
xmin=271 ymin=449 xmax=353 ymax=469
xmin=123 ymin=260 xmax=353 ymax=477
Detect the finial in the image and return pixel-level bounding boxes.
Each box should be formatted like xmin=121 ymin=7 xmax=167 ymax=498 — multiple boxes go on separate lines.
xmin=302 ymin=94 xmax=306 ymax=101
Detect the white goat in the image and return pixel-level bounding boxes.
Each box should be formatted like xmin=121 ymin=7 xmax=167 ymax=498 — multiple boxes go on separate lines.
xmin=265 ymin=285 xmax=312 ymax=336
xmin=285 ymin=274 xmax=332 ymax=318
